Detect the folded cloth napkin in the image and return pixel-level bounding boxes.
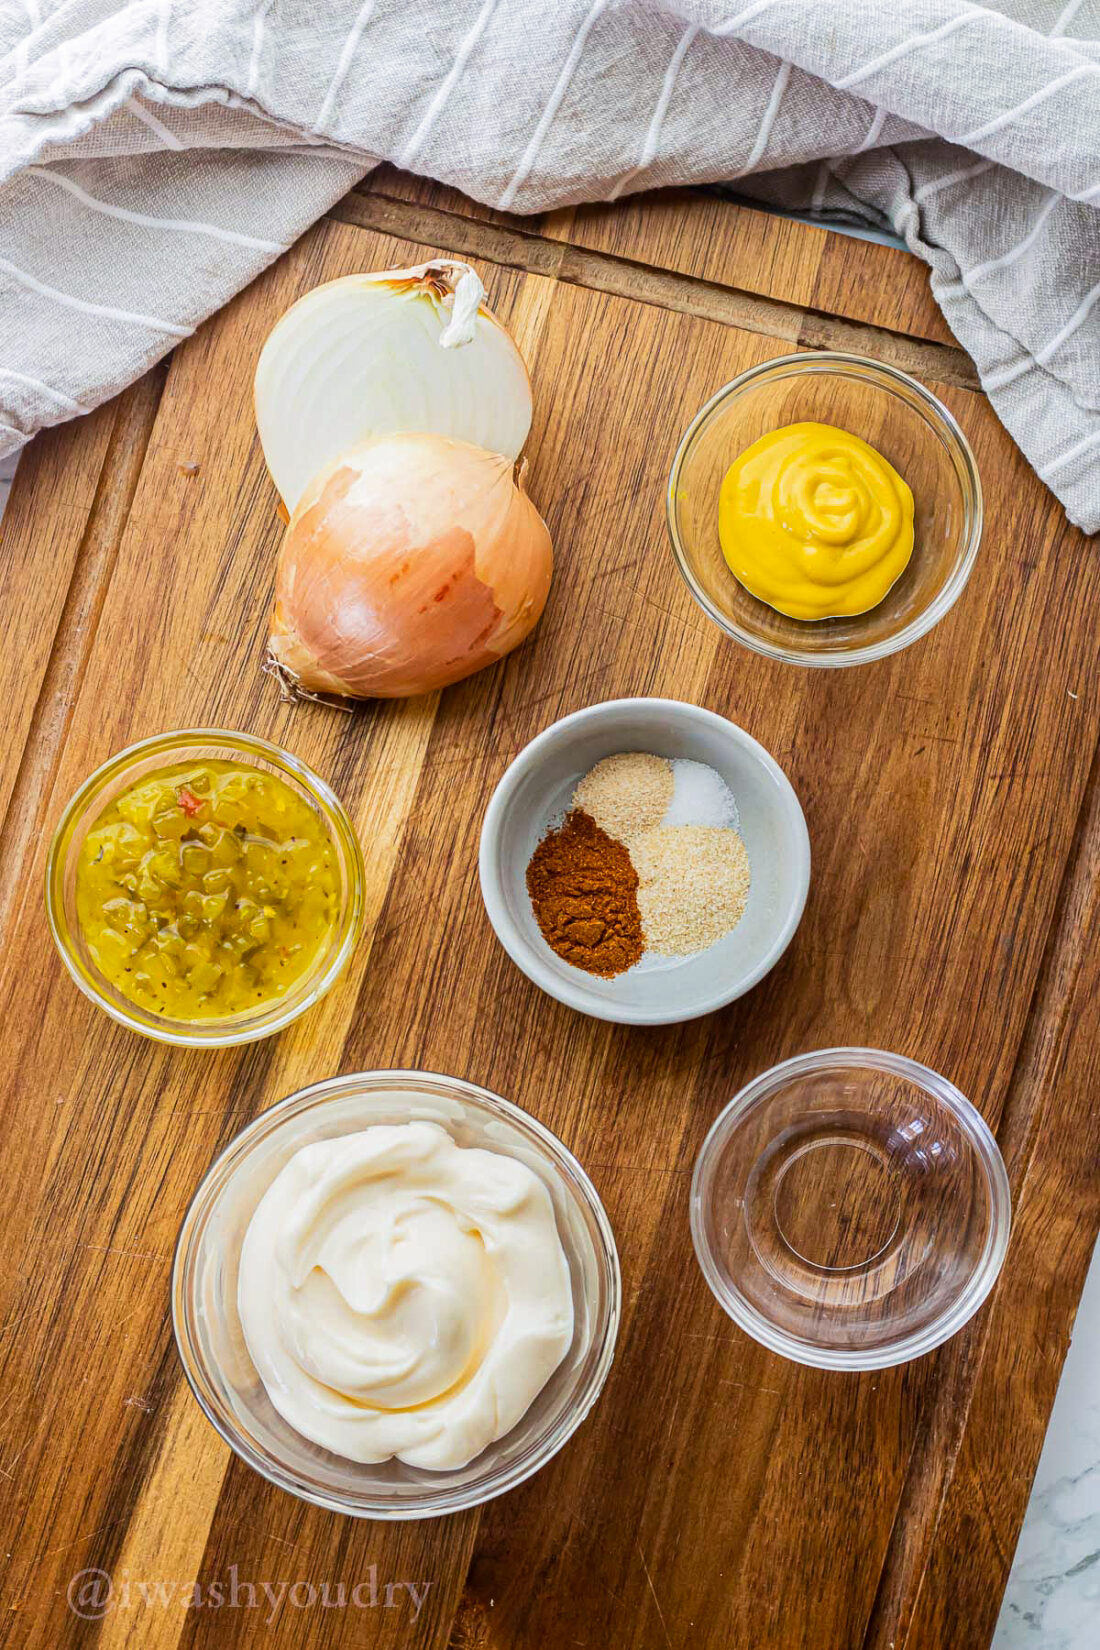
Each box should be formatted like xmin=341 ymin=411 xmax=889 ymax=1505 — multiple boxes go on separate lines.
xmin=1 ymin=1 xmax=1098 ymax=529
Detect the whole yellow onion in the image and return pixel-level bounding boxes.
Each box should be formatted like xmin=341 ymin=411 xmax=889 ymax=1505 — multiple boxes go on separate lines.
xmin=268 ymin=433 xmax=553 ymax=700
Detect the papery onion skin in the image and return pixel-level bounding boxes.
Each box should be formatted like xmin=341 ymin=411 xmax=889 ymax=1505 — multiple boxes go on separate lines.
xmin=268 ymin=433 xmax=553 ymax=700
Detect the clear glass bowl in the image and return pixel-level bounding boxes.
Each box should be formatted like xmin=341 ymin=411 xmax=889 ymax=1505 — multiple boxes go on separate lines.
xmin=667 ymin=353 xmax=982 ymax=667
xmin=46 ymin=729 xmax=364 ymax=1047
xmin=172 ymin=1070 xmax=621 ymax=1518
xmin=691 ymin=1049 xmax=1011 ymax=1370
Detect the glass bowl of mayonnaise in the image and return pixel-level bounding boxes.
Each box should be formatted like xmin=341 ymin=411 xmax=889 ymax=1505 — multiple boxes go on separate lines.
xmin=667 ymin=353 xmax=982 ymax=667
xmin=172 ymin=1070 xmax=620 ymax=1518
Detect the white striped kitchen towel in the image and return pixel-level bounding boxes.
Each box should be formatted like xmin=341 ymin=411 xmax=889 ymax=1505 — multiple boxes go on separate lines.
xmin=1 ymin=1 xmax=1098 ymax=529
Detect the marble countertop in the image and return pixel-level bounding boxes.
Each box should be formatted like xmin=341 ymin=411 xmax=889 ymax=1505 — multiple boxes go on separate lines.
xmin=0 ymin=442 xmax=1095 ymax=1647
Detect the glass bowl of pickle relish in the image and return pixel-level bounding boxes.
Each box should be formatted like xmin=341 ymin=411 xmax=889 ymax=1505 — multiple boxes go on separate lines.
xmin=47 ymin=731 xmax=364 ymax=1046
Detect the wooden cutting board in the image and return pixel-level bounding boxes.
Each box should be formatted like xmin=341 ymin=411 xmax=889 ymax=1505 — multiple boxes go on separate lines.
xmin=0 ymin=169 xmax=1097 ymax=1650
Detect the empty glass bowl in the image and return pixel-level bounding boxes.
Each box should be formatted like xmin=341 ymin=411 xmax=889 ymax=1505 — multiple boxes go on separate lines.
xmin=172 ymin=1070 xmax=620 ymax=1517
xmin=667 ymin=353 xmax=982 ymax=666
xmin=691 ymin=1049 xmax=1011 ymax=1370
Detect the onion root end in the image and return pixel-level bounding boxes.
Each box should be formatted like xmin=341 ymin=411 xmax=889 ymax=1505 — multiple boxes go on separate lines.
xmin=262 ymin=650 xmax=354 ymax=714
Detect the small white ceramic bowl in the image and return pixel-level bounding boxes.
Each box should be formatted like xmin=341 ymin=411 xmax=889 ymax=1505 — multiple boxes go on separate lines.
xmin=479 ymin=699 xmax=810 ymax=1024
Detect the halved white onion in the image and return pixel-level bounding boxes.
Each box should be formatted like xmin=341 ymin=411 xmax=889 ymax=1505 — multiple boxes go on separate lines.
xmin=268 ymin=432 xmax=553 ymax=700
xmin=255 ymin=260 xmax=533 ymax=513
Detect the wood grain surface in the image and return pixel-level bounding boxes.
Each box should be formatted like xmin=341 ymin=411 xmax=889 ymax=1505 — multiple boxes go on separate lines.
xmin=0 ymin=179 xmax=1097 ymax=1650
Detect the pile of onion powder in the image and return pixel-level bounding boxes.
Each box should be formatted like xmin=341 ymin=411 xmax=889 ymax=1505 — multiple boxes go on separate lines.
xmin=527 ymin=752 xmax=750 ymax=977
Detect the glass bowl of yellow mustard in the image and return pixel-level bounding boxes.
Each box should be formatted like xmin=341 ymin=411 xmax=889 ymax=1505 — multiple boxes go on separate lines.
xmin=667 ymin=353 xmax=982 ymax=667
xmin=46 ymin=730 xmax=364 ymax=1046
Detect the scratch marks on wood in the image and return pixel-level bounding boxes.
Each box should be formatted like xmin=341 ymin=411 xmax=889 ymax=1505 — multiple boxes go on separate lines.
xmin=80 ymin=1243 xmax=172 ymax=1264
xmin=637 ymin=1542 xmax=673 ymax=1650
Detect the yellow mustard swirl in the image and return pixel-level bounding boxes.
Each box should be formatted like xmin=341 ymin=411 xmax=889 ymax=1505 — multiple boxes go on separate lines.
xmin=718 ymin=422 xmax=915 ymax=621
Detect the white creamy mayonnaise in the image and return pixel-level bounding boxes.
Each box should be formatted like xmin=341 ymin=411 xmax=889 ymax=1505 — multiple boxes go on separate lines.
xmin=237 ymin=1119 xmax=574 ymax=1470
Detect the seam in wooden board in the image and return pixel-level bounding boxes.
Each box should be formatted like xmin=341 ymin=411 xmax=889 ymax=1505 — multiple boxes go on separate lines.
xmin=78 ymin=1044 xmax=280 ymax=1612
xmin=328 ymin=189 xmax=981 ymax=392
xmin=860 ymin=733 xmax=1100 ymax=1650
xmin=989 ymin=734 xmax=1100 ymax=1206
xmin=0 ymin=364 xmax=168 ymax=964
xmin=860 ymin=1292 xmax=997 ymax=1650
